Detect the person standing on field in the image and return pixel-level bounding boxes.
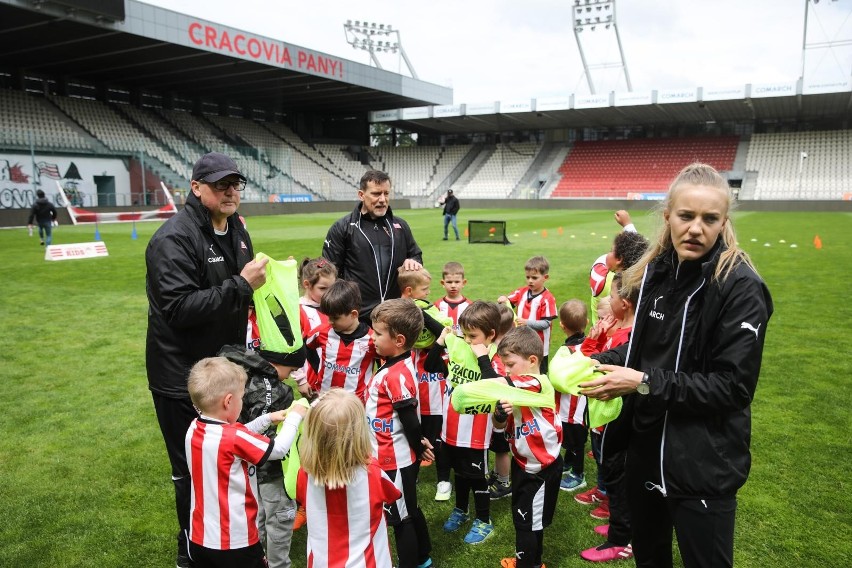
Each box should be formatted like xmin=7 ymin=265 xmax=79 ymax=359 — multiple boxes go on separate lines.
xmin=442 ymin=189 xmax=460 ymax=241
xmin=581 ymin=163 xmax=773 ymax=568
xmin=322 ymin=169 xmax=423 ymax=322
xmin=27 ymin=189 xmax=57 ymax=245
xmin=146 ymin=152 xmax=269 ymax=568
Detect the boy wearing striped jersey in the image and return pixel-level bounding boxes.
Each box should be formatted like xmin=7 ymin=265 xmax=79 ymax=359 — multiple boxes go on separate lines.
xmin=498 ymin=256 xmax=557 ymax=374
xmin=477 ymin=327 xmax=563 ymax=568
xmin=185 ymin=357 xmax=306 ymax=568
xmin=366 ymin=299 xmax=434 ymax=568
xmin=305 ymin=280 xmax=377 ymax=401
xmin=434 ymin=261 xmax=471 ymax=337
xmin=424 ymin=301 xmax=505 ymax=546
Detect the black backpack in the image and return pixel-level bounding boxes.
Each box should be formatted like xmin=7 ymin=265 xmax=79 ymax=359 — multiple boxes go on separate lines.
xmin=217 ymin=345 xmax=294 ymax=425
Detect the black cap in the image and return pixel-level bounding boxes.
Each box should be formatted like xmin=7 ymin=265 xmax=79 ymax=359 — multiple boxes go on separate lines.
xmin=447 ymin=189 xmax=453 ymax=194
xmin=192 ymin=152 xmax=246 ymax=183
xmin=259 ymin=345 xmax=307 ymax=369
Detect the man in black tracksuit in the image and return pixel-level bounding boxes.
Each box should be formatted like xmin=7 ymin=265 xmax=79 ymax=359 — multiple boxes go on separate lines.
xmin=322 ymin=170 xmax=423 ymax=322
xmin=27 ymin=189 xmax=57 ymax=245
xmin=146 ymin=152 xmax=268 ymax=568
xmin=442 ymin=189 xmax=460 ymax=240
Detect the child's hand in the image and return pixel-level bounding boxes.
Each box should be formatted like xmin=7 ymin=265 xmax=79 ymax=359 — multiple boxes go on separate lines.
xmin=419 ymin=437 xmax=435 ymax=463
xmin=297 ymin=382 xmax=317 ymax=401
xmin=470 ymin=342 xmax=489 ymax=357
xmin=436 ymin=327 xmax=452 ymax=346
xmin=614 ymin=210 xmax=632 ymax=227
xmin=600 ymin=315 xmax=617 ymax=332
xmin=288 ymin=403 xmax=308 ymax=418
xmin=493 ymin=399 xmax=512 ymax=420
xmin=267 ymin=410 xmax=288 ymax=424
xmin=515 ymin=317 xmax=527 ymax=327
xmin=497 ymin=295 xmax=508 ymax=304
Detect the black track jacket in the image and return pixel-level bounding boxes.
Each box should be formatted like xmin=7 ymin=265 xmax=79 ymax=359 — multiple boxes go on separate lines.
xmin=146 ymin=192 xmax=255 ymax=398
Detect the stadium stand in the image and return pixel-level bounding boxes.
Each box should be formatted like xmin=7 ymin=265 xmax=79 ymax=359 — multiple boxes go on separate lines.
xmin=49 ymin=95 xmax=191 ymax=180
xmin=458 ymin=143 xmax=544 ymax=198
xmin=746 ymin=130 xmax=851 ymax=200
xmin=550 ymin=136 xmax=739 ymax=197
xmin=0 ymin=90 xmax=92 ymax=152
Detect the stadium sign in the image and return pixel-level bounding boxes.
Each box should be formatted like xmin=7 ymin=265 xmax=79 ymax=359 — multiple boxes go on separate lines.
xmin=535 ymin=98 xmax=571 ymax=112
xmin=187 ymin=22 xmax=344 ymax=79
xmin=702 ymin=86 xmax=747 ymax=101
xmin=657 ymin=88 xmax=698 ymax=103
xmin=500 ymin=100 xmax=533 ymax=113
xmin=615 ymin=91 xmax=652 ymax=106
xmin=370 ymin=110 xmax=400 ymax=122
xmin=574 ymin=94 xmax=610 ymax=109
xmin=751 ymin=81 xmax=797 ymax=98
xmin=268 ymin=194 xmax=313 ymax=203
xmin=401 ymin=107 xmax=430 ymax=120
xmin=433 ymin=105 xmax=462 ymax=118
xmin=803 ymin=79 xmax=851 ymax=95
xmin=44 ymin=242 xmax=109 ymax=262
xmin=466 ymin=102 xmax=499 ymax=115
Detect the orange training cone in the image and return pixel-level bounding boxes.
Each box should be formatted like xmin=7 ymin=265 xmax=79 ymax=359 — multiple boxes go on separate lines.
xmin=541 ymin=229 xmax=548 ymax=238
xmin=813 ymin=235 xmax=822 ymax=249
xmin=464 ymin=228 xmax=469 ymax=237
xmin=558 ymin=226 xmax=564 ymax=235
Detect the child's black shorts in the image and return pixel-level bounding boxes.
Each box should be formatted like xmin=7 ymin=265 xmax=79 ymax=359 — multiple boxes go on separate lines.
xmin=444 ymin=444 xmax=488 ymax=479
xmin=510 ymin=456 xmax=563 ymax=531
xmin=383 ymin=462 xmax=420 ymax=526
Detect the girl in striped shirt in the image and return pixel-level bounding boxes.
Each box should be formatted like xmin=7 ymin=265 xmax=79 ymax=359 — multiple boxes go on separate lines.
xmin=297 ymin=389 xmax=402 ymax=568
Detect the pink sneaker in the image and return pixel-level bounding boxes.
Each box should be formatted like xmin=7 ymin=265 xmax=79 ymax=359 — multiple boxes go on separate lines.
xmin=580 ymin=543 xmax=633 ymax=562
xmin=590 ymin=500 xmax=610 ymax=520
xmin=594 ymin=524 xmax=609 ymax=537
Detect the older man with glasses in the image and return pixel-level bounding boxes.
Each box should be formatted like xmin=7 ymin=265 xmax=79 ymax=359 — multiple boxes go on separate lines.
xmin=145 ymin=152 xmax=268 ymax=568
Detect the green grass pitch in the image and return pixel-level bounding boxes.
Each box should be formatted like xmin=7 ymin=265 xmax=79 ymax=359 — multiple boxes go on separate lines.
xmin=1 ymin=207 xmax=850 ymax=567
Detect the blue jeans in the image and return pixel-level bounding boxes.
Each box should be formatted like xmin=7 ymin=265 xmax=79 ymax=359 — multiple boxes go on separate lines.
xmin=443 ymin=214 xmax=459 ymax=239
xmin=38 ymin=221 xmax=53 ymax=245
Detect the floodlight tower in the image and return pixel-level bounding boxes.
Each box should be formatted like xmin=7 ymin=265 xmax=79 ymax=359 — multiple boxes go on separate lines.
xmin=343 ymin=20 xmax=419 ymax=79
xmin=800 ymin=0 xmax=851 ymax=80
xmin=571 ymin=0 xmax=632 ymax=94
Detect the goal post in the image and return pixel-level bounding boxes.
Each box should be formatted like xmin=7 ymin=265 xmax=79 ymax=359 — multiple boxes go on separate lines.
xmin=468 ymin=220 xmax=510 ymax=245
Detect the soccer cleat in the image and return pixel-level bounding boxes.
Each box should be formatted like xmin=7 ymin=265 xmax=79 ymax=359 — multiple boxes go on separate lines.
xmin=590 ymin=500 xmax=610 ymax=520
xmin=500 ymin=558 xmax=546 ymax=568
xmin=176 ymin=553 xmax=193 ymax=568
xmin=580 ymin=543 xmax=633 ymax=562
xmin=463 ymin=518 xmax=494 ymax=544
xmin=594 ymin=524 xmax=609 ymax=537
xmin=421 ymin=458 xmax=433 ymax=467
xmin=435 ymin=481 xmax=452 ymax=501
xmin=575 ymin=487 xmax=606 ymax=505
xmin=293 ymin=505 xmax=307 ymax=530
xmin=560 ymin=472 xmax=587 ymax=492
xmin=489 ymin=479 xmax=512 ymax=500
xmin=443 ymin=507 xmax=470 ymax=532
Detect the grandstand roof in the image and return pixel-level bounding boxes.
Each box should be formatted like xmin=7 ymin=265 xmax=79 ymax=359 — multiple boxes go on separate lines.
xmin=0 ymin=0 xmax=452 ymax=113
xmin=371 ymin=85 xmax=852 ymax=134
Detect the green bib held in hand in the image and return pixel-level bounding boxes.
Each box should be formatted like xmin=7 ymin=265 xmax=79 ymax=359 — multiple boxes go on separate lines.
xmin=253 ymin=254 xmax=303 ymax=354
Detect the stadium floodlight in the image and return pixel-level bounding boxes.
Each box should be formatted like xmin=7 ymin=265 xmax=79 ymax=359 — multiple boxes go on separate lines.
xmin=343 ymin=20 xmax=419 ymax=78
xmin=571 ymin=0 xmax=632 ymax=94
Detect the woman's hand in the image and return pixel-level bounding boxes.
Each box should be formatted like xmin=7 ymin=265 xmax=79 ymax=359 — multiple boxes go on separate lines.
xmin=580 ymin=365 xmax=644 ymax=400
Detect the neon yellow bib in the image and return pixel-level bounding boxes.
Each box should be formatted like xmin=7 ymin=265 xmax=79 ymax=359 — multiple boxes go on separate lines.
xmin=253 ymin=254 xmax=303 ymax=354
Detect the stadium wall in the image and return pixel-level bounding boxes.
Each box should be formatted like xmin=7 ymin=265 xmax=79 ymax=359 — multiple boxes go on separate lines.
xmin=2 ymin=198 xmax=850 ymax=228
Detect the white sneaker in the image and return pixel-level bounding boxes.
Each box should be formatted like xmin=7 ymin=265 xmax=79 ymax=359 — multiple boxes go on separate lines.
xmin=435 ymin=481 xmax=452 ymax=501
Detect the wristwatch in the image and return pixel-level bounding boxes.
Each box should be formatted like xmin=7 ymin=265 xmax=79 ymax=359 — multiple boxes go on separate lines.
xmin=637 ymin=372 xmax=651 ymax=395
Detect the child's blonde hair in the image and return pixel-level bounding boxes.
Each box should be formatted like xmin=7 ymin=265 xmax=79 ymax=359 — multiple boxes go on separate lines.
xmin=300 ymin=389 xmax=373 ymax=489
xmin=596 ymin=296 xmax=612 ymax=319
xmin=398 ymin=266 xmax=432 ymax=291
xmin=188 ymin=357 xmax=247 ymax=414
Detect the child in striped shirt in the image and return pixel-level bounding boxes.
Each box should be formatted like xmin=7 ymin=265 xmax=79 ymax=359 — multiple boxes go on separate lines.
xmin=185 ymin=357 xmax=306 ymax=568
xmin=297 ymin=389 xmax=401 ymax=568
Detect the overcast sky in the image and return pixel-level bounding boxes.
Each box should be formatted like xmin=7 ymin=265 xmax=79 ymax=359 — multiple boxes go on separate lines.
xmin=142 ymin=0 xmax=852 ymax=105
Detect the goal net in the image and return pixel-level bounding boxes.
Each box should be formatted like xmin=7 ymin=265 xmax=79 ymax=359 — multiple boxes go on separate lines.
xmin=468 ymin=220 xmax=510 ymax=244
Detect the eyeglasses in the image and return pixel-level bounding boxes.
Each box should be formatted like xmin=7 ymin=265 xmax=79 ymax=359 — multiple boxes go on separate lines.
xmin=203 ymin=178 xmax=246 ymax=192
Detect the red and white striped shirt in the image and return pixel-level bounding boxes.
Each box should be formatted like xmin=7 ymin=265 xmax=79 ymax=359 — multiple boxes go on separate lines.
xmin=442 ymin=354 xmax=505 ymax=449
xmin=296 ymin=459 xmax=400 ymax=568
xmin=306 ymin=323 xmax=376 ymax=400
xmin=365 ymin=354 xmax=419 ymax=471
xmin=503 ymin=375 xmax=563 ymax=473
xmin=434 ymin=296 xmax=471 ymax=336
xmin=507 ymin=287 xmax=557 ymax=356
xmin=186 ymin=418 xmax=271 ymax=550
xmin=412 ymin=348 xmax=445 ymax=416
xmin=297 ymin=300 xmax=328 ymax=388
